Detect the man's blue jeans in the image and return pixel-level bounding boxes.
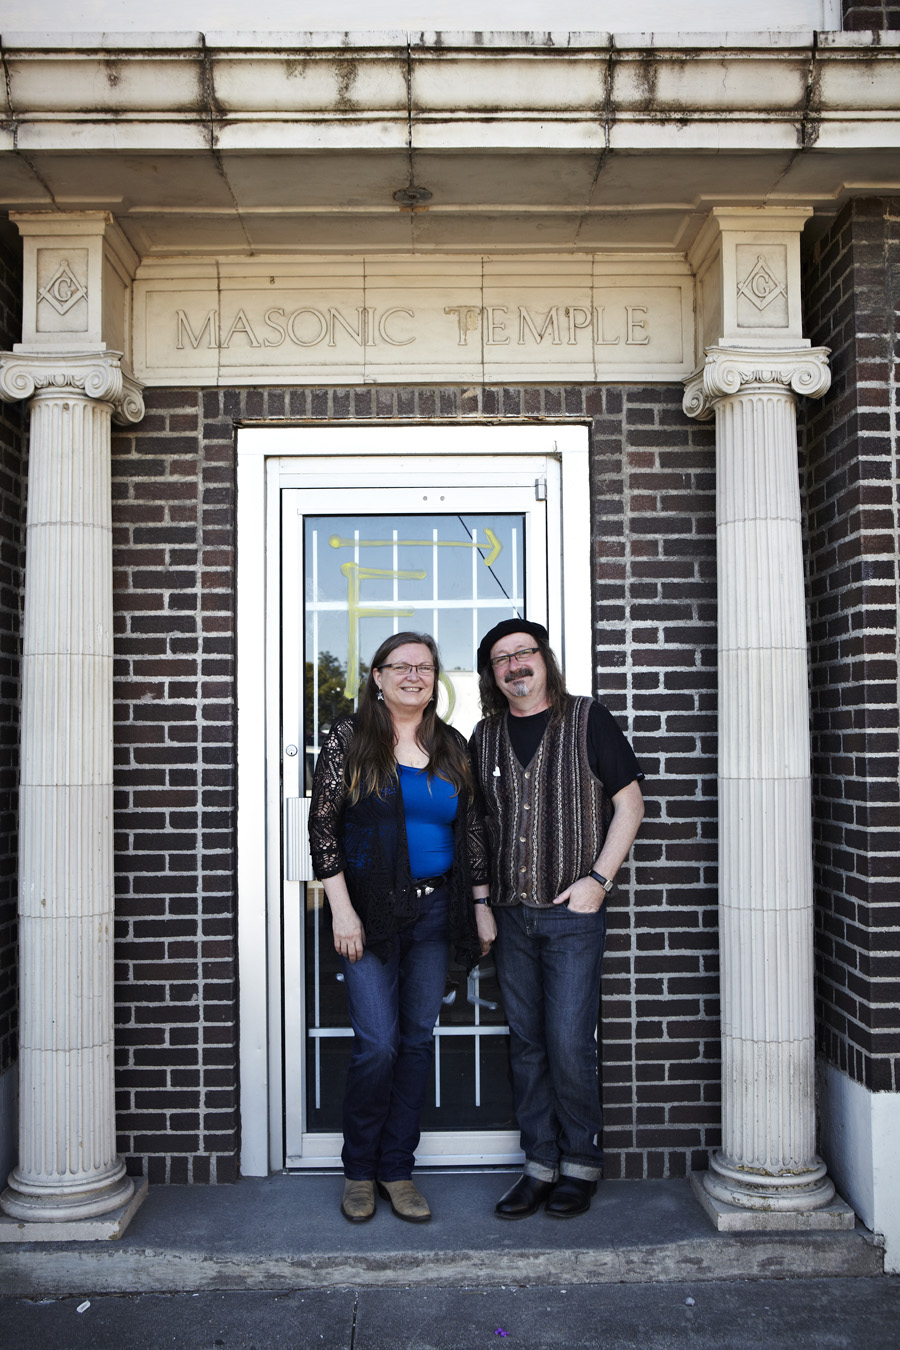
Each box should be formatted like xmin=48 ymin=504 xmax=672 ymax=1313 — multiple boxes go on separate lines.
xmin=339 ymin=886 xmax=449 ymax=1181
xmin=493 ymin=902 xmax=607 ymax=1182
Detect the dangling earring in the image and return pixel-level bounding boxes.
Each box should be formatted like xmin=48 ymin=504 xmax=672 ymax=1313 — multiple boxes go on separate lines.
xmin=377 ymin=690 xmax=384 ymax=702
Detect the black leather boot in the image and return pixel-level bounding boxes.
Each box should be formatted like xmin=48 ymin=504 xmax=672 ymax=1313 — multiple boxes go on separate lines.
xmin=495 ymin=1174 xmax=555 ymax=1219
xmin=545 ymin=1176 xmax=597 ymax=1217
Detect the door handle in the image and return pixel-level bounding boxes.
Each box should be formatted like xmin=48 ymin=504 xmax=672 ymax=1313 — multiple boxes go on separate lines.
xmin=285 ymin=797 xmax=314 ymax=881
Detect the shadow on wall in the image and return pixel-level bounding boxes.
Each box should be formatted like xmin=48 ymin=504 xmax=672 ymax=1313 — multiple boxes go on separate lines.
xmin=0 ymin=1065 xmax=17 ymax=1184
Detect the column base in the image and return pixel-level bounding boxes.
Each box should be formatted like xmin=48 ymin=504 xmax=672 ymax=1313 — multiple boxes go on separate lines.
xmin=705 ymin=1149 xmax=839 ymax=1211
xmin=691 ymin=1172 xmax=855 ymax=1232
xmin=1 ymin=1157 xmax=136 ymax=1224
xmin=0 ymin=1177 xmax=148 ymax=1243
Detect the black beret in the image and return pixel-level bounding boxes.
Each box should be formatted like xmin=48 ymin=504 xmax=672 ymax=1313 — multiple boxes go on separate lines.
xmin=477 ymin=618 xmax=549 ymax=672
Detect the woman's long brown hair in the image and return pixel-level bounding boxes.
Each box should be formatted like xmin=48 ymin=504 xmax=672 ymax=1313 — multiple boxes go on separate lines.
xmin=345 ymin=631 xmax=473 ymax=803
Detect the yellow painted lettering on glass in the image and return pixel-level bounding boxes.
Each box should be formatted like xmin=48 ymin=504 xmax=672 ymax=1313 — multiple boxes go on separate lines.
xmin=329 ymin=529 xmax=502 ymax=567
xmin=340 ymin=561 xmax=423 ymax=698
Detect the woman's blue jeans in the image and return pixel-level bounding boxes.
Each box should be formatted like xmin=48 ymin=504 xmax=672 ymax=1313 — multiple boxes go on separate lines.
xmin=493 ymin=902 xmax=607 ymax=1182
xmin=339 ymin=886 xmax=449 ymax=1181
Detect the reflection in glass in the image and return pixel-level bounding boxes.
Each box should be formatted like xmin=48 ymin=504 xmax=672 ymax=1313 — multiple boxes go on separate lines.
xmin=301 ymin=511 xmax=527 ymax=1136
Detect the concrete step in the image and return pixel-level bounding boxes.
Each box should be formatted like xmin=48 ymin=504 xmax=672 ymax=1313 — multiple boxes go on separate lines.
xmin=0 ymin=1174 xmax=884 ymax=1298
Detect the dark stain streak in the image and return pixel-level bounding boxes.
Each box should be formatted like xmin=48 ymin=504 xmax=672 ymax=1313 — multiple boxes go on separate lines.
xmin=800 ymin=35 xmax=822 ymax=150
xmin=574 ymin=38 xmax=615 ymax=250
xmin=334 ymin=59 xmax=359 ymax=113
xmin=632 ymin=51 xmax=659 ymax=112
xmin=197 ymin=37 xmax=255 ymax=257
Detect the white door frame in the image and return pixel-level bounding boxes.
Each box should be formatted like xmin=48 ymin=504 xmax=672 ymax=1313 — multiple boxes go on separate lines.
xmin=236 ymin=424 xmax=591 ymax=1176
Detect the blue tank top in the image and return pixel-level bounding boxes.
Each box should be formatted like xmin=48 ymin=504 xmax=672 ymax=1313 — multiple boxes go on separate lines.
xmin=397 ymin=765 xmax=457 ymax=879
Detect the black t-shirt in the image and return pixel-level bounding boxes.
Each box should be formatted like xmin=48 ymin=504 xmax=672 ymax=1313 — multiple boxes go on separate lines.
xmin=505 ymin=702 xmax=643 ymax=799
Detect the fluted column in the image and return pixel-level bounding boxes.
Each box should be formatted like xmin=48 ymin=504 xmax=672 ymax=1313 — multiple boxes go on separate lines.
xmin=0 ymin=352 xmax=144 ymax=1224
xmin=683 ymin=345 xmax=846 ymax=1221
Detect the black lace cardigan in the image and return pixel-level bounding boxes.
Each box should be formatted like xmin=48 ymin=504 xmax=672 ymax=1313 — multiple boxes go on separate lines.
xmin=308 ymin=715 xmax=488 ymax=968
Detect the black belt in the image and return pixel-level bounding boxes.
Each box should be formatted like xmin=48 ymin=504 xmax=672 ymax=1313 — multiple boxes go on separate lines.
xmin=412 ymin=873 xmax=449 ymax=895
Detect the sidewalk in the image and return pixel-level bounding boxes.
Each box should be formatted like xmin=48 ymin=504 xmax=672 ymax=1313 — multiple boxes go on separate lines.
xmin=0 ymin=1172 xmax=885 ymax=1298
xmin=3 ymin=1278 xmax=900 ymax=1350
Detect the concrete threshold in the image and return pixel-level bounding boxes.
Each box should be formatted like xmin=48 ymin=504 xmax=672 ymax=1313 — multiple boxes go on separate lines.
xmin=0 ymin=1173 xmax=884 ymax=1298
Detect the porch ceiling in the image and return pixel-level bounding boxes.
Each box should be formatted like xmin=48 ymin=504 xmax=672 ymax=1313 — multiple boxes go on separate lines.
xmin=1 ymin=31 xmax=899 ymax=257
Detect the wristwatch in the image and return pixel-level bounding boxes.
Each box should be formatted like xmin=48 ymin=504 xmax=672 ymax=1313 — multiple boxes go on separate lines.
xmin=589 ymin=870 xmax=614 ymax=894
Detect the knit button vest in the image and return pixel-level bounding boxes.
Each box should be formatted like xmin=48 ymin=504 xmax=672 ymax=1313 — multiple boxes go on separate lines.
xmin=473 ymin=695 xmax=613 ymax=907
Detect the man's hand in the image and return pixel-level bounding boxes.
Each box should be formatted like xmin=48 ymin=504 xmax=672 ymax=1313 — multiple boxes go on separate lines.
xmin=475 ymin=903 xmax=497 ymax=955
xmin=551 ymin=779 xmax=645 ymax=912
xmin=552 ymin=875 xmax=607 ymax=912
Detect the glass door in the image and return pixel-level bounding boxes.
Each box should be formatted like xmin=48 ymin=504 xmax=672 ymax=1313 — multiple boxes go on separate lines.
xmin=281 ymin=485 xmax=548 ymax=1167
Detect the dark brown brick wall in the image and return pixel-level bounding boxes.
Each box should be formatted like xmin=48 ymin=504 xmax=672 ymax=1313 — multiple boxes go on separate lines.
xmin=591 ymin=386 xmax=721 ymax=1180
xmin=802 ymin=198 xmax=900 ymax=1094
xmin=111 ymin=383 xmax=721 ymax=1182
xmin=842 ymin=2 xmax=900 ymax=28
xmin=111 ymin=391 xmax=238 ymax=1184
xmin=0 ymin=233 xmax=24 ymax=1082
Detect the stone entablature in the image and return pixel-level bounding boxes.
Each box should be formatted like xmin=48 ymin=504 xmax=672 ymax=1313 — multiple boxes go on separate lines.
xmin=2 ymin=31 xmax=897 ymax=155
xmin=3 ymin=32 xmax=898 ymax=260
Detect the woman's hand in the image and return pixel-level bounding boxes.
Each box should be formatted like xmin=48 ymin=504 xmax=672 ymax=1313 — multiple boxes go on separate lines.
xmin=331 ymin=904 xmax=365 ymax=963
xmin=323 ymin=874 xmax=366 ymax=963
xmin=475 ymin=904 xmax=497 ymax=956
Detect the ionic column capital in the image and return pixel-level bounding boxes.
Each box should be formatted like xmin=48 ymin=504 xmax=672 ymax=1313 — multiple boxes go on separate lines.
xmin=683 ymin=345 xmax=831 ymax=421
xmin=0 ymin=349 xmax=144 ymax=424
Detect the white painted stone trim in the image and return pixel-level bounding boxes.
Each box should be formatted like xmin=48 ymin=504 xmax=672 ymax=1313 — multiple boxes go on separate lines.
xmin=818 ymin=1060 xmax=900 ymax=1275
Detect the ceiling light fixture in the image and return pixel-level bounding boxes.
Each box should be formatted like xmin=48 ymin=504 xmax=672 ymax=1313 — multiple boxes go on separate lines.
xmin=393 ymin=185 xmax=433 ymax=206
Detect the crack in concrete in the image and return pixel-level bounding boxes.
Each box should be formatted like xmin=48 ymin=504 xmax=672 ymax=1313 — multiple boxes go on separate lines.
xmin=199 ymin=35 xmax=255 ymax=257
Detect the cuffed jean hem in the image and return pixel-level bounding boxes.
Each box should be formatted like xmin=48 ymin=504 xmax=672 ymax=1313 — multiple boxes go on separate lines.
xmin=559 ymin=1160 xmax=603 ymax=1181
xmin=523 ymin=1159 xmax=558 ymax=1183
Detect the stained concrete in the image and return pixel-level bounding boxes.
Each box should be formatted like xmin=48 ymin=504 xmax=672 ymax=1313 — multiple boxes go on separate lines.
xmin=0 ymin=1172 xmax=884 ymax=1299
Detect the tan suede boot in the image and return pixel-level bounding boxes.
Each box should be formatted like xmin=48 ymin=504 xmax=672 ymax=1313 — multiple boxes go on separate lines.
xmin=341 ymin=1178 xmax=376 ymax=1223
xmin=376 ymin=1178 xmax=431 ymax=1223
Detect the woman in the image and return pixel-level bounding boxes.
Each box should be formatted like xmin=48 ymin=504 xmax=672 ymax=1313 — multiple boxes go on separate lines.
xmin=309 ymin=631 xmax=495 ymax=1224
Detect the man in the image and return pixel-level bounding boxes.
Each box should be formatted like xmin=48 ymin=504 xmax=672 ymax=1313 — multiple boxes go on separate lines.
xmin=470 ymin=619 xmax=644 ymax=1219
